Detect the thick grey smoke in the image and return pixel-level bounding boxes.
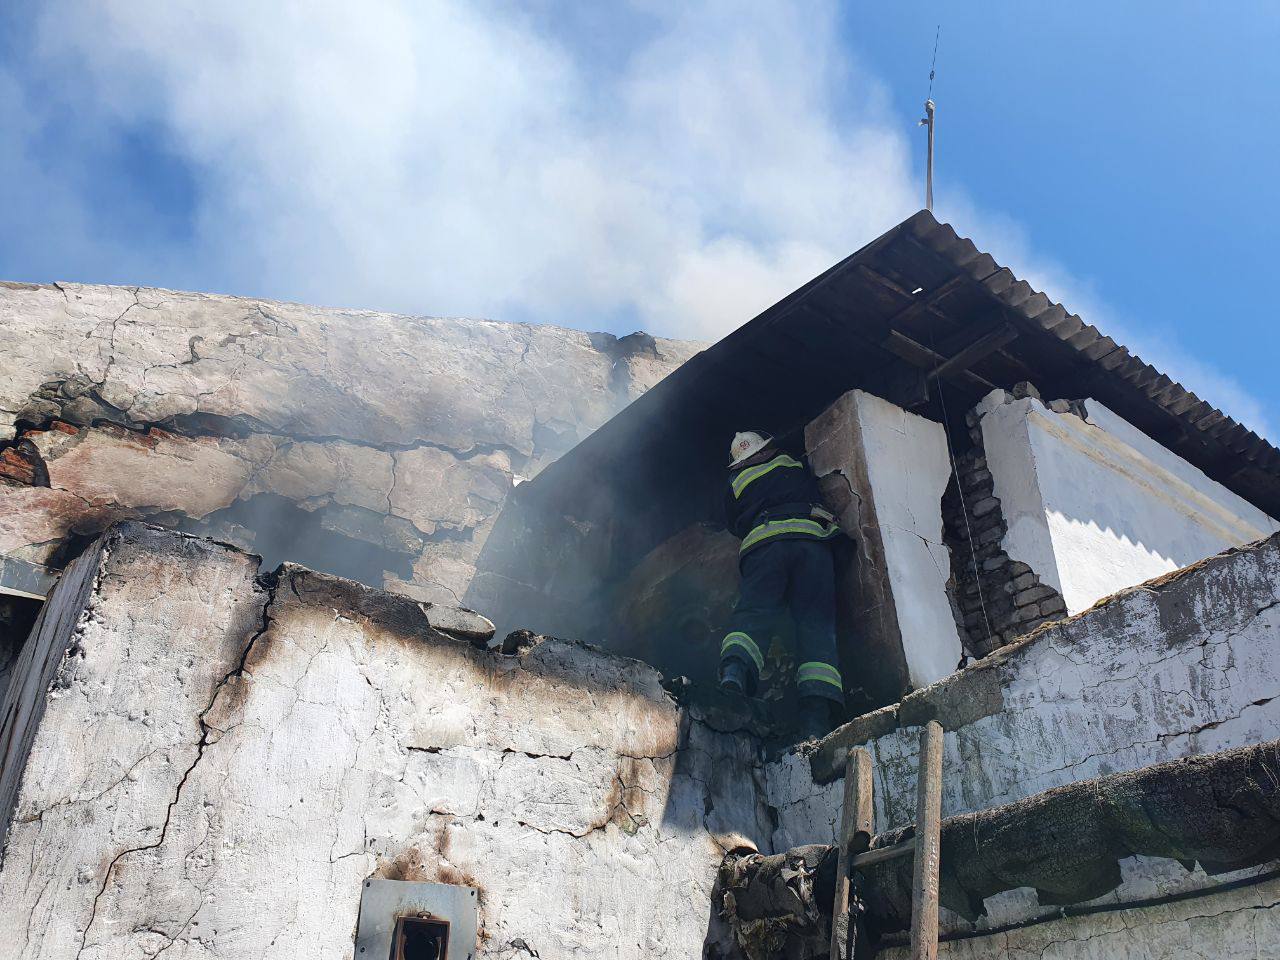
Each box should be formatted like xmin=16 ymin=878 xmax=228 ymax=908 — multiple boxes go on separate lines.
xmin=22 ymin=0 xmax=918 ymax=341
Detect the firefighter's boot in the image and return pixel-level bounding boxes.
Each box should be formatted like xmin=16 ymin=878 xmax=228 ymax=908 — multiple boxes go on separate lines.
xmin=720 ymin=659 xmax=749 ymax=696
xmin=797 ymin=695 xmax=831 ymax=741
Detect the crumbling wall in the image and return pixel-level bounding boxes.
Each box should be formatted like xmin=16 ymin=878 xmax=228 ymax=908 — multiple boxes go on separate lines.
xmin=942 ymin=385 xmax=1068 ymax=656
xmin=764 ymin=530 xmax=1280 ymax=941
xmin=0 ymin=281 xmax=700 ymax=607
xmin=604 ymin=523 xmax=741 ymax=687
xmin=976 ymin=386 xmax=1279 ymax=615
xmin=0 ymin=523 xmax=770 ymax=959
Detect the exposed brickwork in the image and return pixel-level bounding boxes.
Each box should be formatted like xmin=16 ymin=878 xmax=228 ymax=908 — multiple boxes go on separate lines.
xmin=0 ymin=438 xmax=48 ymax=488
xmin=941 ymin=388 xmax=1068 ymax=656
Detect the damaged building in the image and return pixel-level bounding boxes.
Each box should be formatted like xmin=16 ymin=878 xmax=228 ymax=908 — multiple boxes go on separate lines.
xmin=1 ymin=210 xmax=1278 ymax=958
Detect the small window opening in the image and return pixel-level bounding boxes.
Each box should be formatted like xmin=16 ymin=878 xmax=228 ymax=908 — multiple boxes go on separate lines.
xmin=391 ymin=915 xmax=450 ymax=960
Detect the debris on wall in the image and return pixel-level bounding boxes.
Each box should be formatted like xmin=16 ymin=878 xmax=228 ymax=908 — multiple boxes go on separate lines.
xmin=713 ymin=844 xmax=836 ymax=960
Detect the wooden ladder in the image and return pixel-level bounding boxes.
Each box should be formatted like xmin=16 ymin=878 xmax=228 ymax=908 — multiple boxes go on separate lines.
xmin=828 ymin=720 xmax=944 ymax=960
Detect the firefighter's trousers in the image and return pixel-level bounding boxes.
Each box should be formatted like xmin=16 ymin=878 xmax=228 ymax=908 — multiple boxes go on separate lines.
xmin=719 ymin=538 xmax=843 ymax=703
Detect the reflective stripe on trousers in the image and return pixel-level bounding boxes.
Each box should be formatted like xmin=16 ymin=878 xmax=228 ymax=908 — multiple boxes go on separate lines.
xmin=720 ymin=538 xmax=843 ymax=704
xmin=796 ymin=660 xmax=842 ymax=690
xmin=720 ymin=632 xmax=764 ymax=672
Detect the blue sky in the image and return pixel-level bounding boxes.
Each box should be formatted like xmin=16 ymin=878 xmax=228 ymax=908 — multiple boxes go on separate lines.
xmin=2 ymin=2 xmax=1277 ymax=437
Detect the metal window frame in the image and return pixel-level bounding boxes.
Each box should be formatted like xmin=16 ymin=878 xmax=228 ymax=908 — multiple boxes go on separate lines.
xmin=354 ymin=879 xmax=478 ymax=960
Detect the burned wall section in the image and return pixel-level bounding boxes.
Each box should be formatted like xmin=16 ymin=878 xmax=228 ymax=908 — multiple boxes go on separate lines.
xmin=472 ymin=386 xmax=969 ymax=715
xmin=467 ymin=374 xmax=750 ymax=690
xmin=469 ymin=463 xmax=743 ymax=690
xmin=807 ymin=389 xmax=964 ymax=707
xmin=0 ymin=523 xmax=773 ymax=959
xmin=942 ymin=385 xmax=1068 ymax=657
xmin=0 ymin=281 xmax=699 ymax=614
xmin=763 ymin=529 xmax=1280 ymax=944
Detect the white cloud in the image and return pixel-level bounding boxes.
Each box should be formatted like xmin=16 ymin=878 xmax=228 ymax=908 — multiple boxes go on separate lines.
xmin=938 ymin=201 xmax=1276 ymax=440
xmin=26 ymin=0 xmax=918 ymax=341
xmin=10 ymin=1 xmax=1272 ymax=437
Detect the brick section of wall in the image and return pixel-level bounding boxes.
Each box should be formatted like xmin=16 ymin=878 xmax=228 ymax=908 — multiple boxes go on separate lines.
xmin=941 ymin=397 xmax=1067 ymax=656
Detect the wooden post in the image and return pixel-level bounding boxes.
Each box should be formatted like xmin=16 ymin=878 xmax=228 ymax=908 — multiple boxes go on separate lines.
xmin=910 ymin=720 xmax=944 ymax=960
xmin=828 ymin=747 xmax=873 ymax=960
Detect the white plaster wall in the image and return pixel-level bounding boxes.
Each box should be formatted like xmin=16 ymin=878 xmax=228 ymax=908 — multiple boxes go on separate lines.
xmin=828 ymin=390 xmax=962 ymax=688
xmin=878 ymin=872 xmax=1280 ymax=960
xmin=764 ymin=531 xmax=1280 ymax=937
xmin=978 ymin=391 xmax=1280 ymax=613
xmin=0 ymin=527 xmax=771 ymax=959
xmin=852 ymin=391 xmax=963 ymax=687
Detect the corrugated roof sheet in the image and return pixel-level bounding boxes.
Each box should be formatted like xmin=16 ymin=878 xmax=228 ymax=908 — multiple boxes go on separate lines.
xmin=531 ymin=209 xmax=1279 ymax=531
xmin=906 ymin=212 xmax=1280 ymax=483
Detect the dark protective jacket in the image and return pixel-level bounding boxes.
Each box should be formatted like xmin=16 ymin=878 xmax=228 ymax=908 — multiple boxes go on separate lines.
xmin=724 ymin=447 xmax=840 ymax=560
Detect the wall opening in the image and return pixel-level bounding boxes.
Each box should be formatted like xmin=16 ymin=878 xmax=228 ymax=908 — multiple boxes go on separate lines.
xmin=392 ymin=915 xmax=449 ymax=960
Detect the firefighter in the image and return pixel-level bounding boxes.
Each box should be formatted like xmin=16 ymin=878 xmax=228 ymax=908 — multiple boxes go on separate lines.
xmin=719 ymin=429 xmax=844 ymax=740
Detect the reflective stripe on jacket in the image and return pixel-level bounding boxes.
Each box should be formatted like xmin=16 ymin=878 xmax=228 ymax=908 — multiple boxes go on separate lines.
xmin=730 ymin=454 xmax=804 ymax=499
xmin=739 ymin=516 xmax=840 ymax=556
xmin=725 ymin=447 xmax=839 ymax=560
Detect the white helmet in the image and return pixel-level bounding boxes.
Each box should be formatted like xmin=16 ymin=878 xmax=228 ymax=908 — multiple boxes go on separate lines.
xmin=729 ymin=430 xmax=772 ymax=467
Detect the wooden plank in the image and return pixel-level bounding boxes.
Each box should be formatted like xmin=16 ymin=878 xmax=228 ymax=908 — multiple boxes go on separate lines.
xmin=910 ymin=720 xmax=944 ymax=960
xmin=926 ymin=323 xmax=1018 ymax=383
xmin=881 ymin=330 xmax=996 ymax=393
xmin=883 ymin=329 xmax=943 ymax=367
xmin=850 ymin=839 xmax=913 ymax=869
xmin=853 ymin=266 xmax=966 ymax=332
xmin=829 ymin=748 xmax=874 ymax=960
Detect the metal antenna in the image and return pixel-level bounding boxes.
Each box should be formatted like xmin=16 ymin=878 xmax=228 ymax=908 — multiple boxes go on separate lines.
xmin=919 ymin=26 xmax=940 ymax=212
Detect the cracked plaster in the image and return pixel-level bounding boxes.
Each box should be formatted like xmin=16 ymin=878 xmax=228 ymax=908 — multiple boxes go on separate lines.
xmin=0 ymin=524 xmax=770 ymax=959
xmin=764 ymin=531 xmax=1280 ymax=945
xmin=806 ymin=389 xmax=963 ymax=692
xmin=0 ymin=282 xmax=701 ymax=604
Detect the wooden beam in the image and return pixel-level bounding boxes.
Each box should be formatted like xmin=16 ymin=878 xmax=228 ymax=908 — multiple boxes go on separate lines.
xmin=910 ymin=720 xmax=944 ymax=960
xmin=856 ymin=267 xmax=966 ymax=330
xmin=850 ymin=839 xmax=913 ymax=869
xmin=926 ymin=323 xmax=1019 ymax=383
xmin=881 ymin=330 xmax=996 ymax=393
xmin=829 ymin=748 xmax=874 ymax=960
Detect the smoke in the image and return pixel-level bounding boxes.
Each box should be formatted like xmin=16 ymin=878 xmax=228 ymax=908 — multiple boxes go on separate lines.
xmin=11 ymin=0 xmax=915 ymax=341
xmin=0 ymin=1 xmax=1271 ymax=437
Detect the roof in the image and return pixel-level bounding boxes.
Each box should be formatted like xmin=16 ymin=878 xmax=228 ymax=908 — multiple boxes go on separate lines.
xmin=531 ymin=210 xmax=1280 ymax=528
